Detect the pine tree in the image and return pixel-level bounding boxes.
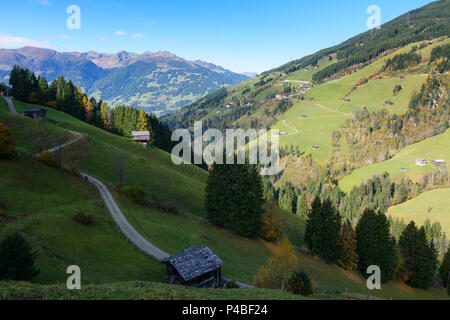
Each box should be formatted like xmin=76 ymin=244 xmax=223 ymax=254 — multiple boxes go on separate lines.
xmin=296 ymin=193 xmax=308 ymax=219
xmin=440 ymin=248 xmax=450 ymax=288
xmin=279 ymin=184 xmax=295 ymax=214
xmin=304 ymin=197 xmax=341 ymax=263
xmin=399 ymin=222 xmax=438 ymax=289
xmin=205 ymin=162 xmax=264 ymax=238
xmin=338 ymin=221 xmax=359 ymax=271
xmin=0 ymin=233 xmax=40 ymax=281
xmin=356 ymin=209 xmax=398 ymax=283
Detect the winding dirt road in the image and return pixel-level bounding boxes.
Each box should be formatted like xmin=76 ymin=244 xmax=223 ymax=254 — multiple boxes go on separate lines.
xmin=2 ymin=96 xmax=254 ymax=288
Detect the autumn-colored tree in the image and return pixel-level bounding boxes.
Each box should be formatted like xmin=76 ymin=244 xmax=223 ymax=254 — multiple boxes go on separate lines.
xmin=136 ymin=109 xmax=149 ymax=131
xmin=261 ymin=202 xmax=284 ymax=242
xmin=338 ymin=221 xmax=359 ymax=271
xmin=0 ymin=122 xmax=15 ymax=158
xmin=37 ymin=151 xmax=57 ymax=168
xmin=254 ymin=238 xmax=299 ymax=292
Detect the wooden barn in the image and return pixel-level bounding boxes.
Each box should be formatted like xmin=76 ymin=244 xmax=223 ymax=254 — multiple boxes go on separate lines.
xmin=161 ymin=246 xmax=223 ymax=288
xmin=24 ymin=108 xmax=47 ymax=120
xmin=132 ymin=131 xmax=150 ymax=147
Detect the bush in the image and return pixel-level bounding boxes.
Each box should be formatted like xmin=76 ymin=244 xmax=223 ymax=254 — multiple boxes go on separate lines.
xmin=225 ymin=280 xmax=240 ymax=289
xmin=73 ymin=212 xmax=94 ymax=226
xmin=37 ymin=151 xmax=57 ymax=167
xmin=0 ymin=233 xmax=40 ymax=281
xmin=0 ymin=122 xmax=15 ymax=158
xmin=287 ymin=270 xmax=315 ymax=296
xmin=126 ymin=186 xmax=146 ymax=205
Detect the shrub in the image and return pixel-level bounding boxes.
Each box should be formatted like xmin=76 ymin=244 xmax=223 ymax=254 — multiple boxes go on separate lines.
xmin=126 ymin=186 xmax=146 ymax=205
xmin=73 ymin=212 xmax=94 ymax=226
xmin=225 ymin=280 xmax=240 ymax=289
xmin=0 ymin=233 xmax=40 ymax=281
xmin=393 ymin=84 xmax=402 ymax=94
xmin=287 ymin=270 xmax=315 ymax=296
xmin=0 ymin=122 xmax=15 ymax=158
xmin=37 ymin=151 xmax=57 ymax=167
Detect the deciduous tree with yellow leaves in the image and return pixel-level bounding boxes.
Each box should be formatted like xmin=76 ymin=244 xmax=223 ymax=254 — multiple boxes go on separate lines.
xmin=254 ymin=238 xmax=299 ymax=292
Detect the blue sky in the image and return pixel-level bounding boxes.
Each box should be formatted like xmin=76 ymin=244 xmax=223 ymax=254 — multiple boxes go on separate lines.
xmin=0 ymin=0 xmax=433 ymax=73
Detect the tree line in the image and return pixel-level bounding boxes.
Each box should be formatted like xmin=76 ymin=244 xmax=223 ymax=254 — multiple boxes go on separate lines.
xmin=8 ymin=65 xmax=175 ymax=153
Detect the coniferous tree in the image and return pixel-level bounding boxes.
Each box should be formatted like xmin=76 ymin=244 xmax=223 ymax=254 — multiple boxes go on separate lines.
xmin=399 ymin=222 xmax=438 ymax=289
xmin=296 ymin=193 xmax=308 ymax=219
xmin=338 ymin=221 xmax=359 ymax=271
xmin=356 ymin=209 xmax=398 ymax=283
xmin=278 ymin=184 xmax=295 ymax=214
xmin=137 ymin=109 xmax=149 ymax=131
xmin=304 ymin=197 xmax=341 ymax=263
xmin=440 ymin=248 xmax=450 ymax=288
xmin=205 ymin=161 xmax=264 ymax=238
xmin=0 ymin=233 xmax=40 ymax=281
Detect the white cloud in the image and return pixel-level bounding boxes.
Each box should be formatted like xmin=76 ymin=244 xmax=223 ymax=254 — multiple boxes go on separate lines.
xmin=131 ymin=33 xmax=146 ymax=40
xmin=115 ymin=30 xmax=127 ymax=36
xmin=0 ymin=34 xmax=54 ymax=49
xmin=59 ymin=35 xmax=73 ymax=40
xmin=39 ymin=0 xmax=50 ymax=5
xmin=100 ymin=36 xmax=108 ymax=41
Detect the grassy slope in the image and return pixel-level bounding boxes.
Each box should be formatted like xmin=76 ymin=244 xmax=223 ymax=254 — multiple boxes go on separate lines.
xmin=0 ymin=281 xmax=310 ymax=300
xmin=0 ymin=101 xmax=275 ymax=284
xmin=0 ymin=157 xmax=164 ymax=285
xmin=339 ymin=129 xmax=450 ymax=193
xmin=1 ymin=99 xmax=448 ymax=299
xmin=270 ymin=39 xmax=448 ymax=165
xmin=388 ymin=188 xmax=450 ymax=236
xmin=12 ymin=100 xmax=208 ymax=218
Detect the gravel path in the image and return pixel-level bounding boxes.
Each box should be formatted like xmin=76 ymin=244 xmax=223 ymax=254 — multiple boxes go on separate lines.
xmin=2 ymin=96 xmax=18 ymax=114
xmin=3 ymin=97 xmax=254 ymax=287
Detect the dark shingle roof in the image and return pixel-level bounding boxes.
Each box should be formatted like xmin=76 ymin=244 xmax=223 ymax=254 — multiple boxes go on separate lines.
xmin=24 ymin=108 xmax=45 ymax=113
xmin=163 ymin=246 xmax=223 ymax=282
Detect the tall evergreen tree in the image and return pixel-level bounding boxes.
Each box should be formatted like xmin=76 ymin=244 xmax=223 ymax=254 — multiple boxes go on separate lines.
xmin=205 ymin=162 xmax=264 ymax=238
xmin=0 ymin=233 xmax=40 ymax=281
xmin=338 ymin=221 xmax=359 ymax=271
xmin=356 ymin=209 xmax=398 ymax=283
xmin=399 ymin=222 xmax=438 ymax=289
xmin=296 ymin=193 xmax=308 ymax=219
xmin=304 ymin=197 xmax=341 ymax=263
xmin=440 ymin=248 xmax=450 ymax=288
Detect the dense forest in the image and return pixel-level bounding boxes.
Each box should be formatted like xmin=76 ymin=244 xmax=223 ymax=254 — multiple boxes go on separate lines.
xmin=264 ymin=0 xmax=450 ymax=82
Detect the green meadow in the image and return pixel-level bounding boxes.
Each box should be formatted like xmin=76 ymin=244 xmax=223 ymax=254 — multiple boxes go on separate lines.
xmin=339 ymin=129 xmax=450 ymax=193
xmin=388 ymin=188 xmax=450 ymax=236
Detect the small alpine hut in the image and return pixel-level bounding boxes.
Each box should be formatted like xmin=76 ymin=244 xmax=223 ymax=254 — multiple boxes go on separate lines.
xmin=24 ymin=108 xmax=47 ymax=120
xmin=161 ymin=246 xmax=223 ymax=288
xmin=132 ymin=131 xmax=150 ymax=147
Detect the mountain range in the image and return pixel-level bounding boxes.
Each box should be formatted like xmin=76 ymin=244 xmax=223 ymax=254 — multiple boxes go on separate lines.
xmin=0 ymin=47 xmax=248 ymax=115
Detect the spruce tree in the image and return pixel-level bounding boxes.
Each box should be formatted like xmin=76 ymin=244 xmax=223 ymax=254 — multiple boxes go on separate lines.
xmin=296 ymin=193 xmax=308 ymax=219
xmin=440 ymin=248 xmax=450 ymax=288
xmin=399 ymin=223 xmax=438 ymax=289
xmin=0 ymin=233 xmax=40 ymax=281
xmin=304 ymin=197 xmax=341 ymax=263
xmin=339 ymin=221 xmax=359 ymax=271
xmin=205 ymin=162 xmax=264 ymax=238
xmin=356 ymin=209 xmax=398 ymax=283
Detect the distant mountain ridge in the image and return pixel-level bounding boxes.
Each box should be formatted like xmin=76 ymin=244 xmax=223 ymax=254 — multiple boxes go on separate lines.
xmin=0 ymin=46 xmax=247 ymax=115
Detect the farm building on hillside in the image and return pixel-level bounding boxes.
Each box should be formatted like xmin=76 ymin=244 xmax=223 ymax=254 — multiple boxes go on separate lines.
xmin=24 ymin=108 xmax=47 ymax=120
xmin=415 ymin=158 xmax=427 ymax=167
xmin=431 ymin=160 xmax=446 ymax=168
xmin=132 ymin=131 xmax=150 ymax=147
xmin=161 ymin=246 xmax=223 ymax=288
